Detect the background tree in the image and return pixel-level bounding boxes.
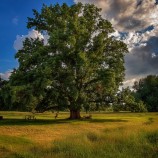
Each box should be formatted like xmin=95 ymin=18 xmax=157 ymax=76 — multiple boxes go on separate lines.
xmin=0 ymin=77 xmax=12 ymax=110
xmin=0 ymin=77 xmax=6 ymax=110
xmin=10 ymin=3 xmax=128 ymax=119
xmin=113 ymin=87 xmax=147 ymax=112
xmin=133 ymin=75 xmax=158 ymax=112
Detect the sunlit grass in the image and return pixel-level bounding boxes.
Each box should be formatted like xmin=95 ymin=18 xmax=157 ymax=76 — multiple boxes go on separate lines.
xmin=0 ymin=111 xmax=158 ymax=157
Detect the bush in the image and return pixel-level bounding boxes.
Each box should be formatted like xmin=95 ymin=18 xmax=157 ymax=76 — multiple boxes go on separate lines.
xmin=130 ymin=101 xmax=147 ymax=112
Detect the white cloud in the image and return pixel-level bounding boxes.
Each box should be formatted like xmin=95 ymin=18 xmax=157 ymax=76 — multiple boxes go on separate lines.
xmin=0 ymin=70 xmax=12 ymax=80
xmin=122 ymin=78 xmax=137 ymax=88
xmin=13 ymin=30 xmax=48 ymax=51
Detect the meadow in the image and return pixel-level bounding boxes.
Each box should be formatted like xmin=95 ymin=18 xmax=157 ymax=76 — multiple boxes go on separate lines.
xmin=0 ymin=111 xmax=158 ymax=158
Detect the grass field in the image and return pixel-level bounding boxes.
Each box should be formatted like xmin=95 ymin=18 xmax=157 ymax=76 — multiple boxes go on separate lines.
xmin=0 ymin=111 xmax=158 ymax=158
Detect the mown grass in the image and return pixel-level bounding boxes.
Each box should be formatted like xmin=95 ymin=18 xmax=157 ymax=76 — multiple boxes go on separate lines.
xmin=0 ymin=111 xmax=158 ymax=158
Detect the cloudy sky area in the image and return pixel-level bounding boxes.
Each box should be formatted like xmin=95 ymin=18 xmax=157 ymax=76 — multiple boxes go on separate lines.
xmin=74 ymin=0 xmax=158 ymax=87
xmin=1 ymin=0 xmax=158 ymax=87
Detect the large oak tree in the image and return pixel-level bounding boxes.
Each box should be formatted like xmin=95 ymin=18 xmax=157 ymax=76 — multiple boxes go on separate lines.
xmin=10 ymin=3 xmax=128 ymax=119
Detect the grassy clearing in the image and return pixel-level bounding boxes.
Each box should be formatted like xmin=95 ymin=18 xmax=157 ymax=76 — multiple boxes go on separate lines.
xmin=0 ymin=111 xmax=158 ymax=158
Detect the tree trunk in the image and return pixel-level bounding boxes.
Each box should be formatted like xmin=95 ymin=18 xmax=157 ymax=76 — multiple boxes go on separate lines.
xmin=69 ymin=109 xmax=81 ymax=119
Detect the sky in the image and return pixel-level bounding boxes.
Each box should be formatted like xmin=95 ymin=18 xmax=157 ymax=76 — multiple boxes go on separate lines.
xmin=0 ymin=0 xmax=73 ymax=79
xmin=0 ymin=0 xmax=158 ymax=87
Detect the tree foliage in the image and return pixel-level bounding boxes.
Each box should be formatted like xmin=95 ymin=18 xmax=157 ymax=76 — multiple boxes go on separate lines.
xmin=114 ymin=87 xmax=147 ymax=112
xmin=10 ymin=3 xmax=128 ymax=119
xmin=133 ymin=75 xmax=158 ymax=112
xmin=0 ymin=77 xmax=12 ymax=110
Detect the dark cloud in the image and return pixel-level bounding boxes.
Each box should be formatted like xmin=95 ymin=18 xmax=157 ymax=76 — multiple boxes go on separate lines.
xmin=125 ymin=36 xmax=158 ymax=80
xmin=117 ymin=17 xmax=142 ymax=31
xmin=137 ymin=0 xmax=143 ymax=7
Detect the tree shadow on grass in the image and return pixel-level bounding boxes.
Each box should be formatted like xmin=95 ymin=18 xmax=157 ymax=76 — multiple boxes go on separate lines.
xmin=87 ymin=118 xmax=128 ymax=123
xmin=0 ymin=118 xmax=70 ymax=126
xmin=0 ymin=118 xmax=128 ymax=126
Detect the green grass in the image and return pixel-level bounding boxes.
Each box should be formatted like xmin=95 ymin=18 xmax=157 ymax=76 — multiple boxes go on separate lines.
xmin=0 ymin=111 xmax=158 ymax=158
